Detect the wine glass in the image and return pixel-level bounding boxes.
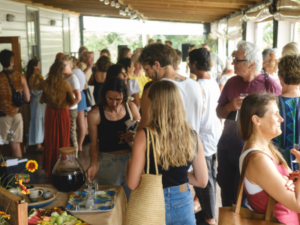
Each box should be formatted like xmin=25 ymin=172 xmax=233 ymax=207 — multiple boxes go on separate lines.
xmin=117 ymin=131 xmax=124 ymax=144
xmin=292 ymin=144 xmax=300 ymax=163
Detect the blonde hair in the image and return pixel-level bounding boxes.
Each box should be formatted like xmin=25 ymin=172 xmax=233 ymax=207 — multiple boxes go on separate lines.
xmin=131 ymin=53 xmax=140 ymax=64
xmin=148 ymin=80 xmax=196 ymax=170
xmin=282 ymin=42 xmax=300 ymax=57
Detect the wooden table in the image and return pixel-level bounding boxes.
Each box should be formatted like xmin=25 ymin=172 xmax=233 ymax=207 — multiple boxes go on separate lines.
xmin=34 ymin=184 xmax=127 ymax=225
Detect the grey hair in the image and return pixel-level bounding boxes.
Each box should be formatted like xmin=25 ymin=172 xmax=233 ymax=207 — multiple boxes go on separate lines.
xmin=262 ymin=48 xmax=278 ymax=64
xmin=282 ymin=42 xmax=300 ymax=57
xmin=237 ymin=41 xmax=262 ymax=73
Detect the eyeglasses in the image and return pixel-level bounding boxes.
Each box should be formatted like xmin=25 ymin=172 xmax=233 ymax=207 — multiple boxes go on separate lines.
xmin=233 ymin=58 xmax=247 ymax=64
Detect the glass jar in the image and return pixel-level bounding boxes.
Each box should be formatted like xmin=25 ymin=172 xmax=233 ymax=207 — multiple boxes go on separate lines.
xmin=51 ymin=147 xmax=86 ymax=192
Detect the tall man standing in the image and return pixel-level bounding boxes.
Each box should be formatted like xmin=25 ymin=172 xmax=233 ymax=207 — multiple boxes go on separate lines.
xmin=189 ymin=48 xmax=220 ymax=225
xmin=137 ymin=44 xmax=203 ymax=134
xmin=216 ymin=41 xmax=282 ymax=207
xmin=0 ymin=50 xmax=30 ymax=157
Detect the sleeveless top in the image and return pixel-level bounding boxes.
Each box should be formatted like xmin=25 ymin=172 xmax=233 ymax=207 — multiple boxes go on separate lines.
xmin=0 ymin=70 xmax=23 ymax=117
xmin=97 ymin=105 xmax=131 ymax=152
xmin=240 ymin=149 xmax=299 ymax=225
xmin=144 ymin=128 xmax=197 ymax=189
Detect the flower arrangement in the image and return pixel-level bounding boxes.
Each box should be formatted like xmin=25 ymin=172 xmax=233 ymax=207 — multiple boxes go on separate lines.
xmin=0 ymin=156 xmax=38 ymax=194
xmin=0 ymin=211 xmax=10 ymax=225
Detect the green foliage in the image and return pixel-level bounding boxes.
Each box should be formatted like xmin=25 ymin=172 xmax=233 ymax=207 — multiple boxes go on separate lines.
xmin=262 ymin=22 xmax=273 ymax=49
xmin=84 ymin=31 xmax=216 ymax=62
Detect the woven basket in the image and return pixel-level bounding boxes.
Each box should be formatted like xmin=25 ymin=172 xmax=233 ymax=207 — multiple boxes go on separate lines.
xmin=125 ymin=128 xmax=166 ymax=225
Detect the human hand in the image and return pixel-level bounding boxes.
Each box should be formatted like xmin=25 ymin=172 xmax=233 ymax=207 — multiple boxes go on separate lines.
xmin=120 ymin=131 xmax=134 ymax=143
xmin=229 ymin=96 xmax=244 ymax=111
xmin=283 ymin=175 xmax=295 ymax=192
xmin=86 ymin=164 xmax=98 ymax=179
xmin=289 ymin=170 xmax=299 ymax=182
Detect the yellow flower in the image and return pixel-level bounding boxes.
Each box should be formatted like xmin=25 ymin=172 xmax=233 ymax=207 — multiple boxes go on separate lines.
xmin=0 ymin=162 xmax=7 ymax=167
xmin=0 ymin=212 xmax=10 ymax=220
xmin=26 ymin=160 xmax=38 ymax=172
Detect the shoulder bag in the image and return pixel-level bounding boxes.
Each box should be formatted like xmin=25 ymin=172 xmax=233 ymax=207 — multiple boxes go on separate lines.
xmin=2 ymin=71 xmax=24 ymax=107
xmin=218 ymin=150 xmax=285 ymax=225
xmin=125 ymin=127 xmax=166 ymax=225
xmin=83 ymin=85 xmax=95 ymax=107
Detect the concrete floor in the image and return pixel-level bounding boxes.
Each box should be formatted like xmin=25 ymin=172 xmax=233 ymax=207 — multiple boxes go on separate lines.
xmin=8 ymin=141 xmax=222 ymax=225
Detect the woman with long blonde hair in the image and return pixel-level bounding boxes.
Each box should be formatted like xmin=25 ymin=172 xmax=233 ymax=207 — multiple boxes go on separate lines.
xmin=32 ymin=61 xmax=75 ymax=177
xmin=126 ymin=80 xmax=208 ymax=225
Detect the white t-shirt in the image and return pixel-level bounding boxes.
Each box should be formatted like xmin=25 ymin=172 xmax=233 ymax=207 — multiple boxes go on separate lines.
xmin=219 ymin=74 xmax=233 ymax=86
xmin=65 ymin=74 xmax=80 ymax=110
xmin=127 ymin=79 xmax=141 ymax=97
xmin=197 ymin=78 xmax=221 ymax=156
xmin=72 ymin=68 xmax=86 ymax=91
xmin=161 ymin=78 xmax=203 ymax=133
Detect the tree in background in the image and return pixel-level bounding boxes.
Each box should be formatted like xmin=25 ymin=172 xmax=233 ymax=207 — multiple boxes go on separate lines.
xmin=84 ymin=31 xmax=217 ymax=63
xmin=262 ymin=22 xmax=273 ymax=49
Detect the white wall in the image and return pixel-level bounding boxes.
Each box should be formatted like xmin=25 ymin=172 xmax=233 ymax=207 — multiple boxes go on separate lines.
xmin=245 ymin=21 xmax=255 ymax=44
xmin=0 ymin=1 xmax=28 ymax=64
xmin=277 ymin=21 xmax=293 ymax=55
xmin=0 ymin=0 xmax=80 ymax=76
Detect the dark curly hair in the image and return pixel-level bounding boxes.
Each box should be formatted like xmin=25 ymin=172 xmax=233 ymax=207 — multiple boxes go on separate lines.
xmin=139 ymin=43 xmax=176 ymax=67
xmin=278 ymin=54 xmax=300 ymax=85
xmin=96 ymin=56 xmax=112 ymax=72
xmin=26 ymin=59 xmax=39 ymax=83
xmin=189 ymin=48 xmax=211 ymax=71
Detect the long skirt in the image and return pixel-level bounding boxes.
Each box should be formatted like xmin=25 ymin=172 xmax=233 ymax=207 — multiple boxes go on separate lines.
xmin=43 ymin=106 xmax=70 ymax=177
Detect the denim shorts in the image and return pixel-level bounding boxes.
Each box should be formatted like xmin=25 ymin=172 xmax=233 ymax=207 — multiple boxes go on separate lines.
xmin=97 ymin=152 xmax=131 ymax=201
xmin=164 ymin=184 xmax=196 ymax=225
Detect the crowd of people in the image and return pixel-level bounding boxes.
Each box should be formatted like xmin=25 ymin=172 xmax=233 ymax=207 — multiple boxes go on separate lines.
xmin=1 ymin=38 xmax=300 ymax=225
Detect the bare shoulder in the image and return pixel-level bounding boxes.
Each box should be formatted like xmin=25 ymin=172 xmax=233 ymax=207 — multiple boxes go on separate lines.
xmin=247 ymin=152 xmax=274 ymax=170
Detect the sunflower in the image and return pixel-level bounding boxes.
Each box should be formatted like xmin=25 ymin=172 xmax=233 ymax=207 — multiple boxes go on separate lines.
xmin=25 ymin=160 xmax=38 ymax=173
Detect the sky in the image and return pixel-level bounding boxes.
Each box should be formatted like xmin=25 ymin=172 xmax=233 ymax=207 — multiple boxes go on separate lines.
xmin=84 ymin=16 xmax=203 ymax=36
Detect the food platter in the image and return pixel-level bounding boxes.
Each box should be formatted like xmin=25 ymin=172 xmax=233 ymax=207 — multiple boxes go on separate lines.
xmin=23 ymin=187 xmax=58 ymax=208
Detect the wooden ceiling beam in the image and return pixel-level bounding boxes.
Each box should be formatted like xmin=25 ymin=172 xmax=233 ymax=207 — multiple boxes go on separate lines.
xmin=32 ymin=2 xmax=236 ymax=15
xmin=122 ymin=0 xmax=259 ymax=6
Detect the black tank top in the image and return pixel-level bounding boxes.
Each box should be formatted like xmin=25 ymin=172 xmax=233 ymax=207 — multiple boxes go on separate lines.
xmin=144 ymin=128 xmax=197 ymax=189
xmin=97 ymin=106 xmax=131 ymax=152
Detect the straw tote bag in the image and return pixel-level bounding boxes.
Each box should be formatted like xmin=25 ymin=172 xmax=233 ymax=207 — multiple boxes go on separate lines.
xmin=219 ymin=150 xmax=285 ymax=225
xmin=125 ymin=128 xmax=166 ymax=225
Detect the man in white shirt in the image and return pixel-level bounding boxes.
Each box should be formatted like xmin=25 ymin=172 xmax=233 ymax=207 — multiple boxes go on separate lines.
xmin=137 ymin=44 xmax=203 ymax=135
xmin=189 ymin=48 xmax=221 ymax=225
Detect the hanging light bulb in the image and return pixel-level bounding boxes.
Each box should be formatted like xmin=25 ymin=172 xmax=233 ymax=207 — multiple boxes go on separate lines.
xmin=104 ymin=0 xmax=110 ymax=5
xmin=115 ymin=0 xmax=120 ymax=8
xmin=119 ymin=8 xmax=123 ymax=15
xmin=110 ymin=0 xmax=115 ymax=7
xmin=100 ymin=0 xmax=104 ymax=2
xmin=125 ymin=5 xmax=129 ymax=12
xmin=122 ymin=10 xmax=126 ymax=16
xmin=127 ymin=11 xmax=131 ymax=16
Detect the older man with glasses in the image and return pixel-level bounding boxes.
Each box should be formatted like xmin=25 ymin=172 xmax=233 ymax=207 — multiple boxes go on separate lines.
xmin=216 ymin=41 xmax=282 ymax=208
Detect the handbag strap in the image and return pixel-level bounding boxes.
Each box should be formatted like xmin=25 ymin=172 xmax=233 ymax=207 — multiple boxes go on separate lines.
xmin=146 ymin=128 xmax=159 ymax=175
xmin=263 ymin=71 xmax=269 ymax=92
xmin=126 ymin=101 xmax=133 ymax=120
xmin=2 ymin=71 xmax=17 ymax=93
xmin=235 ymin=150 xmax=275 ymax=221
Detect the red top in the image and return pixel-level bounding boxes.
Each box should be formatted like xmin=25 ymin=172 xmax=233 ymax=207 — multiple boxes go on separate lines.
xmin=244 ymin=152 xmax=299 ymax=225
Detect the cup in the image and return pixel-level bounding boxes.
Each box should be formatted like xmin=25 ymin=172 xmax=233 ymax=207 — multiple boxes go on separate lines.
xmin=29 ymin=188 xmax=43 ymax=202
xmin=73 ymin=200 xmax=80 ymax=211
xmin=43 ymin=190 xmax=52 ymax=200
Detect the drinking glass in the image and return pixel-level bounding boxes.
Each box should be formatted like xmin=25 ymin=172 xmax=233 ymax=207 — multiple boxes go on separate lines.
xmin=117 ymin=131 xmax=124 ymax=144
xmin=240 ymin=93 xmax=248 ymax=97
xmin=86 ymin=198 xmax=95 ymax=210
xmin=73 ymin=200 xmax=80 ymax=211
xmin=292 ymin=144 xmax=300 ymax=163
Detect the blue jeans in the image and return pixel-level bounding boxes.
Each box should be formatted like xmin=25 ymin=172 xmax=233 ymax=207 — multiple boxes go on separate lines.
xmin=97 ymin=152 xmax=131 ymax=201
xmin=164 ymin=184 xmax=196 ymax=225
